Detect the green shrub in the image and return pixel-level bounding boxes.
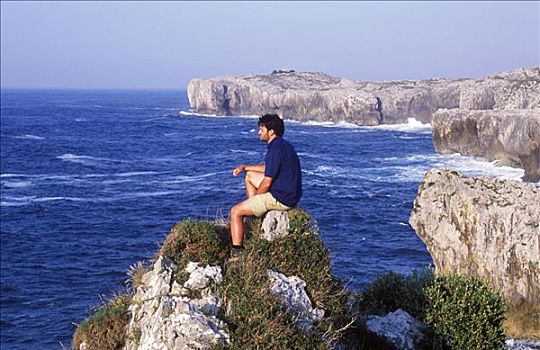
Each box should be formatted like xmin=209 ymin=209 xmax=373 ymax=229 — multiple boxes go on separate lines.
xmin=72 ymin=293 xmax=132 ymax=350
xmin=358 ymin=268 xmax=434 ymax=319
xmin=160 ymin=219 xmax=230 ymax=269
xmin=288 ymin=208 xmax=314 ymax=236
xmin=425 ymin=274 xmax=507 ymax=350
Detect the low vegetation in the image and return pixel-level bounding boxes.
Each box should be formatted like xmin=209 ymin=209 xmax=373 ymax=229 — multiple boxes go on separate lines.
xmin=73 ymin=209 xmax=510 ymax=350
xmin=72 ymin=293 xmax=132 ymax=350
xmin=218 ymin=208 xmax=355 ymax=349
xmin=425 ymin=275 xmax=507 ymax=350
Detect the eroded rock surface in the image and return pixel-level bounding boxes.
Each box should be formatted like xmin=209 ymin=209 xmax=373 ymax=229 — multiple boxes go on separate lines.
xmin=187 ymin=67 xmax=539 ymax=125
xmin=124 ymin=256 xmax=229 ymax=350
xmin=409 ymin=169 xmax=540 ymax=319
xmin=267 ymin=270 xmax=324 ymax=332
xmin=366 ymin=309 xmax=428 ymax=350
xmin=433 ymin=108 xmax=540 ymax=182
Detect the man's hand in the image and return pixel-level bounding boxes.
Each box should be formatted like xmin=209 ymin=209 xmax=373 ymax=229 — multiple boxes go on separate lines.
xmin=233 ymin=165 xmax=245 ymax=177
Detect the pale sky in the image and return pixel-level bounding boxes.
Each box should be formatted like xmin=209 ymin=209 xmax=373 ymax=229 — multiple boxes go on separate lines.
xmin=1 ymin=1 xmax=539 ymax=89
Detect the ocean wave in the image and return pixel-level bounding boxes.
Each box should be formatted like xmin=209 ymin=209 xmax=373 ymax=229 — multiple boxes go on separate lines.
xmin=114 ymin=171 xmax=159 ymax=177
xmin=229 ymin=149 xmax=259 ymax=155
xmin=0 ymin=189 xmax=191 ymax=207
xmin=165 ymin=172 xmax=222 ymax=183
xmin=179 ymin=110 xmax=259 ymax=119
xmin=382 ymin=153 xmax=525 ymax=183
xmin=366 ymin=118 xmax=432 ymax=133
xmin=57 ymin=154 xmax=127 ymax=167
xmin=1 ymin=181 xmax=32 ymax=188
xmin=1 ymin=173 xmax=32 ymax=178
xmin=13 ymin=134 xmax=45 ymax=140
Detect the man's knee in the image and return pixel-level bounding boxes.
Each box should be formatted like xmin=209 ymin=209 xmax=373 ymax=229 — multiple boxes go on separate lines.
xmin=245 ymin=170 xmax=254 ymax=183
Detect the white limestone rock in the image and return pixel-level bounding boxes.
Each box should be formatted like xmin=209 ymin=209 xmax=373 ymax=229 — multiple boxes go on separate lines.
xmin=409 ymin=169 xmax=540 ymax=332
xmin=267 ymin=270 xmax=324 ymax=332
xmin=124 ymin=256 xmax=229 ymax=350
xmin=432 ymin=108 xmax=540 ymax=182
xmin=187 ymin=67 xmax=539 ymax=125
xmin=261 ymin=210 xmax=290 ymax=241
xmin=366 ymin=309 xmax=428 ymax=350
xmin=506 ymin=339 xmax=540 ymax=350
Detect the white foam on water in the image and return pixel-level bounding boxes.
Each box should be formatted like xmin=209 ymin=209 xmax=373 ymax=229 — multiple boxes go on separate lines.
xmin=385 ymin=153 xmax=525 ymax=183
xmin=179 ymin=110 xmax=260 ymax=119
xmin=229 ymin=149 xmax=259 ymax=155
xmin=114 ymin=171 xmax=158 ymax=177
xmin=179 ymin=110 xmax=218 ymax=117
xmin=14 ymin=134 xmax=45 ymax=140
xmin=165 ymin=171 xmax=223 ymax=184
xmin=1 ymin=173 xmax=31 ymax=178
xmin=1 ymin=181 xmax=32 ymax=188
xmin=289 ymin=120 xmax=361 ymax=129
xmin=57 ymin=154 xmax=126 ymax=166
xmin=367 ymin=118 xmax=432 ymax=133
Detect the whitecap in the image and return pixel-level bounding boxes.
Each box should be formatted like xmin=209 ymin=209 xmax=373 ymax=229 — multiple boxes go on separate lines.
xmin=179 ymin=110 xmax=259 ymax=119
xmin=165 ymin=172 xmax=223 ymax=183
xmin=1 ymin=181 xmax=32 ymax=188
xmin=379 ymin=153 xmax=525 ymax=183
xmin=229 ymin=149 xmax=259 ymax=155
xmin=14 ymin=134 xmax=45 ymax=140
xmin=1 ymin=173 xmax=31 ymax=178
xmin=179 ymin=111 xmax=218 ymax=117
xmin=367 ymin=118 xmax=432 ymax=133
xmin=114 ymin=171 xmax=158 ymax=177
xmin=57 ymin=154 xmax=126 ymax=166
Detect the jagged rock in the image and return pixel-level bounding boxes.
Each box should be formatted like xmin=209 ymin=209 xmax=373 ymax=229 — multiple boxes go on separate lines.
xmin=261 ymin=210 xmax=290 ymax=241
xmin=267 ymin=270 xmax=324 ymax=332
xmin=124 ymin=256 xmax=229 ymax=350
xmin=187 ymin=67 xmax=539 ymax=125
xmin=409 ymin=169 xmax=540 ymax=334
xmin=432 ymin=108 xmax=540 ymax=182
xmin=506 ymin=339 xmax=540 ymax=350
xmin=366 ymin=309 xmax=428 ymax=350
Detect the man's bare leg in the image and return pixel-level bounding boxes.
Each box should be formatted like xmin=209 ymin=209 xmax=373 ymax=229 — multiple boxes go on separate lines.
xmin=245 ymin=170 xmax=264 ymax=198
xmin=230 ymin=198 xmax=254 ymax=246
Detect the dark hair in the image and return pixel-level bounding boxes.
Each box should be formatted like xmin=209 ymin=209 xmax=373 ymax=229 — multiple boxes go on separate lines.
xmin=258 ymin=114 xmax=284 ymax=136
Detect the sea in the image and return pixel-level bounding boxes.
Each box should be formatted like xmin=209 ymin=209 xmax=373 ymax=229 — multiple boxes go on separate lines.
xmin=0 ymin=89 xmax=525 ymax=349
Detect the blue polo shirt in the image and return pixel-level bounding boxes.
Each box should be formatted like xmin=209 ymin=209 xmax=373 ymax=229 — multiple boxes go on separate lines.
xmin=264 ymin=137 xmax=302 ymax=207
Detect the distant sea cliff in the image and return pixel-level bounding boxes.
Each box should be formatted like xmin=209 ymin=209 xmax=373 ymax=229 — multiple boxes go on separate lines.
xmin=187 ymin=67 xmax=540 ymax=181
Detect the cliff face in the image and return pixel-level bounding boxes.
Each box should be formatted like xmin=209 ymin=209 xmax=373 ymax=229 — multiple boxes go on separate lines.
xmin=409 ymin=169 xmax=540 ymax=336
xmin=187 ymin=67 xmax=539 ymax=125
xmin=432 ymin=109 xmax=540 ymax=182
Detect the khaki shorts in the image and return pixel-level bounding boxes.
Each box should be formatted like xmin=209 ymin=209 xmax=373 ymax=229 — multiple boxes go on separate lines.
xmin=249 ymin=192 xmax=291 ymax=217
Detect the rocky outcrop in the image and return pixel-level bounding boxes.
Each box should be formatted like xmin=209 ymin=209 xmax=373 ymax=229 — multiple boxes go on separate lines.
xmin=432 ymin=108 xmax=540 ymax=182
xmin=187 ymin=67 xmax=539 ymax=125
xmin=267 ymin=270 xmax=325 ymax=332
xmin=124 ymin=257 xmax=229 ymax=350
xmin=366 ymin=309 xmax=428 ymax=350
xmin=409 ymin=169 xmax=540 ymax=335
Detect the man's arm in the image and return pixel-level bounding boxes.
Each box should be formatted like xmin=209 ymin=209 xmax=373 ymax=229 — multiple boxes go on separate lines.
xmin=255 ymin=176 xmax=273 ymax=195
xmin=233 ymin=164 xmax=265 ymax=176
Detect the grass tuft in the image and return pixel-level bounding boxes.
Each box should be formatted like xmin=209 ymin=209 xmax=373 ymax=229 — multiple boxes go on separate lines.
xmin=72 ymin=293 xmax=132 ymax=350
xmin=160 ymin=219 xmax=230 ymax=269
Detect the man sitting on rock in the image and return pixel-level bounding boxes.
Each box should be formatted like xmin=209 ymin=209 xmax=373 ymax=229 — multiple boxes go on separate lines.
xmin=230 ymin=114 xmax=302 ymax=257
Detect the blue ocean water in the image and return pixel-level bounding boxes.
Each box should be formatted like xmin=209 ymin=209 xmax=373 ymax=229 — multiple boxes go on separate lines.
xmin=0 ymin=90 xmax=525 ymax=349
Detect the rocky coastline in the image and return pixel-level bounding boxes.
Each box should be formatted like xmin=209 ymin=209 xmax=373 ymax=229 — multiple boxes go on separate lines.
xmin=187 ymin=67 xmax=540 ymax=181
xmin=410 ymin=168 xmax=540 ymax=339
xmin=187 ymin=67 xmax=539 ymax=125
xmin=74 ymin=204 xmax=539 ymax=349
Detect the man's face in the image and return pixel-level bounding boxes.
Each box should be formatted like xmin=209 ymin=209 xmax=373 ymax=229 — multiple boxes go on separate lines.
xmin=258 ymin=124 xmax=273 ymax=142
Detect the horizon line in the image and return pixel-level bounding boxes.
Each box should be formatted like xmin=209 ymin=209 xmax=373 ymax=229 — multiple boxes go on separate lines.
xmin=0 ymin=86 xmax=187 ymax=91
